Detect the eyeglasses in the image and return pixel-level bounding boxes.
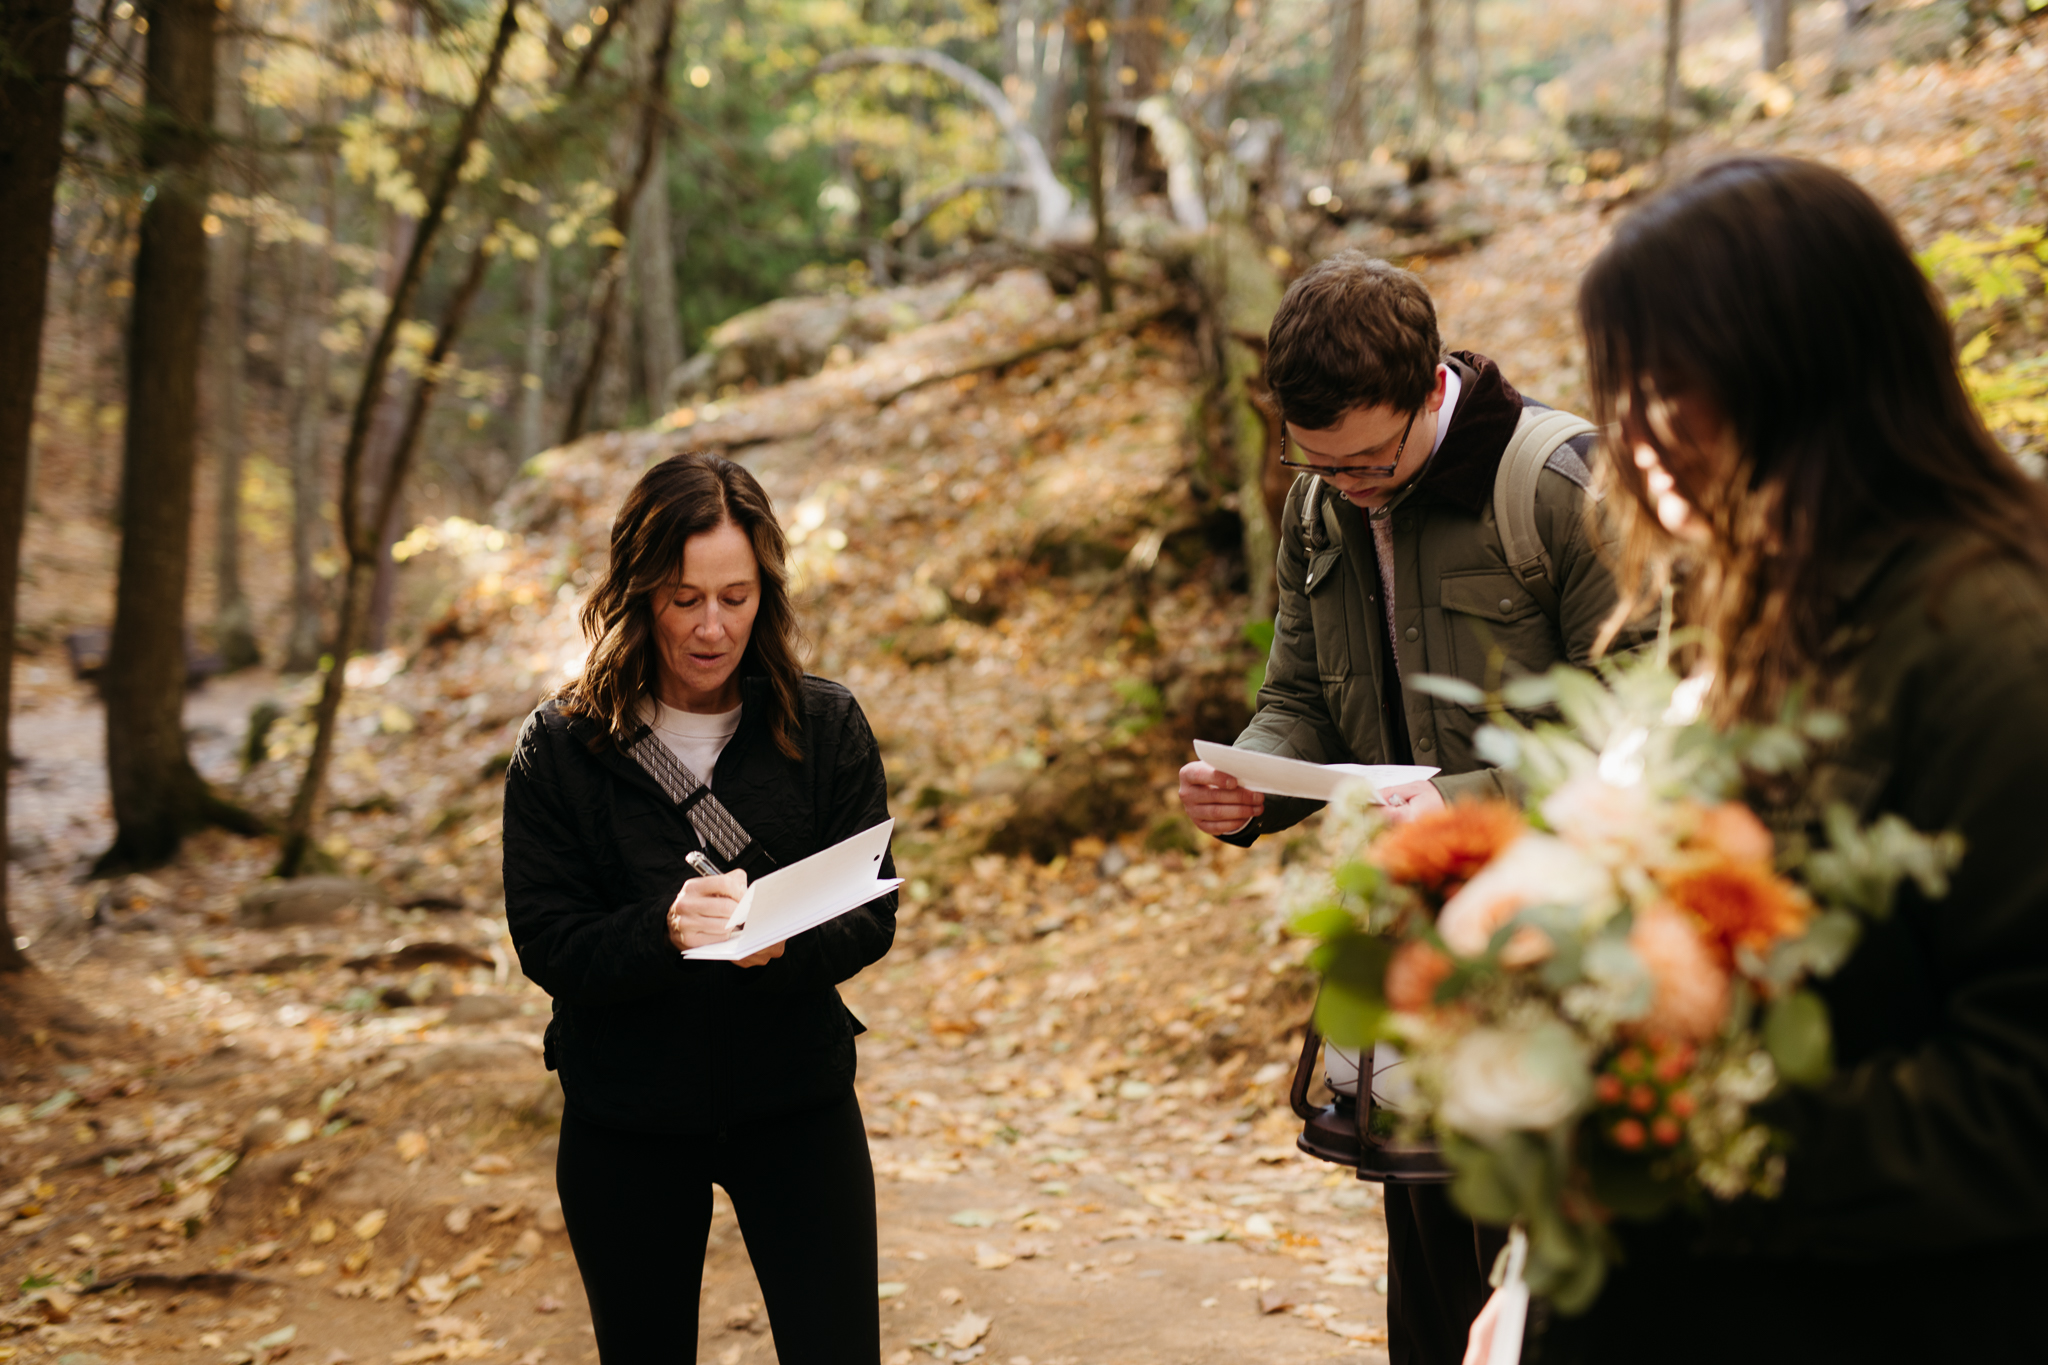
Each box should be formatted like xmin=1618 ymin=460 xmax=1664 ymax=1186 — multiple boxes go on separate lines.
xmin=1277 ymin=409 xmax=1418 ymax=482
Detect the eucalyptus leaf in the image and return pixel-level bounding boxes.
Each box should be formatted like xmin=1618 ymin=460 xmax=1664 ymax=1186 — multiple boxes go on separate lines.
xmin=1443 ymin=1135 xmax=1521 ymax=1224
xmin=1500 ymin=675 xmax=1560 ymax=711
xmin=1474 ymin=724 xmax=1522 ymax=771
xmin=1332 ymin=860 xmax=1379 ymax=897
xmin=1310 ymin=934 xmax=1394 ymax=1046
xmin=1313 ymin=980 xmax=1390 ymax=1048
xmin=1764 ymin=989 xmax=1833 ymax=1087
xmin=1287 ymin=905 xmax=1356 ymax=941
xmin=1790 ymin=909 xmax=1863 ymax=980
xmin=1549 ymin=669 xmax=1612 ymax=733
xmin=1409 ymin=673 xmax=1488 ymax=707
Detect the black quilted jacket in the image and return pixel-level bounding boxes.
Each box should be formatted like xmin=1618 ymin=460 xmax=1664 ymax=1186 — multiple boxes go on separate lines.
xmin=502 ymin=672 xmax=896 ymax=1134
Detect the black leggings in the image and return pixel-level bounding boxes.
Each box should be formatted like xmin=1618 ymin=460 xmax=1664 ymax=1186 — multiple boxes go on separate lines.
xmin=555 ymin=1092 xmax=880 ymax=1364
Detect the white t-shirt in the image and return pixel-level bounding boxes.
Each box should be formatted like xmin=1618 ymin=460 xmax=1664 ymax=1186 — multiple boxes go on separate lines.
xmin=642 ymin=697 xmax=742 ymax=781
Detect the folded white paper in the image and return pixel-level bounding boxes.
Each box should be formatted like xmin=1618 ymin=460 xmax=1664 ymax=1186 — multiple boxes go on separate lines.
xmin=1192 ymin=740 xmax=1439 ymax=803
xmin=683 ymin=818 xmax=903 ymax=961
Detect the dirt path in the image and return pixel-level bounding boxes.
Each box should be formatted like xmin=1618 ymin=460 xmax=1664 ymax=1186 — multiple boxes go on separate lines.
xmin=1 ymin=671 xmax=1392 ymax=1365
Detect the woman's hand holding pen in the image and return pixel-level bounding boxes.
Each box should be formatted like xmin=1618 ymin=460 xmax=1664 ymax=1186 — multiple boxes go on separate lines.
xmin=668 ymin=869 xmax=750 ymax=950
xmin=667 ymin=865 xmax=787 ymax=967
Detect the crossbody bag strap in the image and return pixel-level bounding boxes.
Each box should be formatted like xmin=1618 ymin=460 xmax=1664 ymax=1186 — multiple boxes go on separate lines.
xmin=1492 ymin=407 xmax=1597 ymax=623
xmin=624 ymin=725 xmax=757 ymax=865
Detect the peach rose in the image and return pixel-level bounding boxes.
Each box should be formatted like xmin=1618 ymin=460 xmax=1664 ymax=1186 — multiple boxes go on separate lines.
xmin=1384 ymin=941 xmax=1454 ymax=1014
xmin=1436 ymin=833 xmax=1616 ymax=966
xmin=1630 ymin=901 xmax=1730 ymax=1043
xmin=1691 ymin=802 xmax=1775 ymax=866
xmin=1541 ymin=774 xmax=1676 ymax=868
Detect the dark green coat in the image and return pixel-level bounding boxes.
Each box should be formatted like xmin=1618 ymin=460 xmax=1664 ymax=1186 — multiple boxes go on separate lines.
xmin=1539 ymin=534 xmax=2048 ymax=1362
xmin=1228 ymin=353 xmax=1631 ymax=839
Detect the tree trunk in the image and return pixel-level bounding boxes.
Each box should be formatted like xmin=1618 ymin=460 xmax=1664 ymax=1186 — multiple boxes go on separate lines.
xmin=1030 ymin=2 xmax=1065 ymax=178
xmin=1077 ymin=3 xmax=1114 ymax=315
xmin=283 ymin=150 xmax=336 ymax=673
xmin=627 ymin=0 xmax=682 ymax=412
xmin=208 ymin=21 xmax=259 ymax=671
xmin=276 ymin=0 xmax=522 ymax=877
xmin=519 ymin=228 xmax=551 ymax=460
xmin=1111 ymin=0 xmax=1164 ymax=193
xmin=1751 ymin=0 xmax=1789 ymax=71
xmin=1462 ymin=0 xmax=1480 ymax=120
xmin=1413 ymin=0 xmax=1437 ymax=154
xmin=0 ymin=0 xmax=73 ymax=969
xmin=1662 ymin=0 xmax=1684 ymax=158
xmin=560 ymin=0 xmax=677 ymax=445
xmin=1327 ymin=0 xmax=1369 ymax=167
xmin=101 ymin=0 xmax=267 ymax=873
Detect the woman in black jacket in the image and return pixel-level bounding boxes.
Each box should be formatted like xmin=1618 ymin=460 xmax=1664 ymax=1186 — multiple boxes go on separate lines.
xmin=503 ymin=451 xmax=896 ymax=1363
xmin=1463 ymin=158 xmax=2048 ymax=1362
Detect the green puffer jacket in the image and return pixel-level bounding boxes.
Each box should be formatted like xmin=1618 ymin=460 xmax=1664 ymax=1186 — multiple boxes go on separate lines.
xmin=1227 ymin=352 xmax=1634 ymax=840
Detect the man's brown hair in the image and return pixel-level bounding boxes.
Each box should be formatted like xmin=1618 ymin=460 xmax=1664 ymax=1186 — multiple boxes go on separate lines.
xmin=1265 ymin=252 xmax=1442 ymax=430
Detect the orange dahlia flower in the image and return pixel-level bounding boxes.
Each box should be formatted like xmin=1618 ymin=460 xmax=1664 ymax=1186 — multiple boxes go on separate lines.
xmin=1373 ymin=800 xmax=1526 ymax=899
xmin=1660 ymin=857 xmax=1813 ymax=967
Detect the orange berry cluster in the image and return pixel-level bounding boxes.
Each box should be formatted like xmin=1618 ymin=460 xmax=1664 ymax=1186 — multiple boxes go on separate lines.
xmin=1594 ymin=1039 xmax=1698 ymax=1153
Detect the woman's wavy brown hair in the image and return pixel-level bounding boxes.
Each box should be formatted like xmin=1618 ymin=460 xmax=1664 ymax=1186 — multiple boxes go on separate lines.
xmin=558 ymin=451 xmax=808 ymax=759
xmin=1578 ymin=156 xmax=2048 ymax=723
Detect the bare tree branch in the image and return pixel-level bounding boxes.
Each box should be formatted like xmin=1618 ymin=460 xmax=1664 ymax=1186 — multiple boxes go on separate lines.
xmin=277 ymin=0 xmax=522 ymax=876
xmin=815 ymin=46 xmax=1075 ymax=236
xmin=889 ymin=173 xmax=1031 ymax=241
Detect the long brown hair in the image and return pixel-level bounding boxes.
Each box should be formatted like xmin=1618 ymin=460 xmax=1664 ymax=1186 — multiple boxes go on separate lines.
xmin=1578 ymin=156 xmax=2048 ymax=722
xmin=559 ymin=451 xmax=809 ymax=759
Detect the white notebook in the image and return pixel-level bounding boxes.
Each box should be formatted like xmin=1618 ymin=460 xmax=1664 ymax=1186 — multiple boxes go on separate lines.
xmin=1192 ymin=739 xmax=1438 ymax=803
xmin=682 ymin=818 xmax=903 ymax=961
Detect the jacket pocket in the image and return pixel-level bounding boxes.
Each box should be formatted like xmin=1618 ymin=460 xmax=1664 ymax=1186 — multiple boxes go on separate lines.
xmin=1304 ymin=548 xmax=1360 ymax=683
xmin=1303 ymin=547 xmax=1344 ymax=596
xmin=1438 ymin=570 xmax=1556 ymax=704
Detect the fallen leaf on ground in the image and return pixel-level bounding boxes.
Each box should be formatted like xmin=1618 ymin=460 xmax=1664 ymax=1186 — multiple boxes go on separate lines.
xmin=351 ymin=1208 xmax=386 ymax=1240
xmin=943 ymin=1311 xmax=992 ymax=1349
xmin=443 ymin=1206 xmax=473 ymax=1236
xmin=972 ymin=1243 xmax=1013 ymax=1270
xmin=396 ymin=1131 xmax=429 ymax=1162
xmin=417 ymin=1316 xmax=483 ymax=1341
xmin=309 ymin=1218 xmax=337 ymax=1245
xmin=448 ymin=1244 xmax=495 ymax=1277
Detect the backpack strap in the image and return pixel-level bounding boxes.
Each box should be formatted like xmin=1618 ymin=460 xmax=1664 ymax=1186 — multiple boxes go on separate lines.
xmin=1493 ymin=407 xmax=1597 ymax=620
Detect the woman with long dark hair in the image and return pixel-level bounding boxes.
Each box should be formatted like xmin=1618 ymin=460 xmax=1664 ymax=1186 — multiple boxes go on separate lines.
xmin=1497 ymin=156 xmax=2048 ymax=1360
xmin=503 ymin=451 xmax=894 ymax=1362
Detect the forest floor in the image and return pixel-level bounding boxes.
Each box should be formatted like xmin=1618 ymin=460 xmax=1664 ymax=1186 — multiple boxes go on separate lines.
xmin=6 ymin=30 xmax=2048 ymax=1365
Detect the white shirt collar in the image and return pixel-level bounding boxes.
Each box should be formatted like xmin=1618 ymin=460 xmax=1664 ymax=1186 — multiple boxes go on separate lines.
xmin=1428 ymin=363 xmax=1463 ymax=457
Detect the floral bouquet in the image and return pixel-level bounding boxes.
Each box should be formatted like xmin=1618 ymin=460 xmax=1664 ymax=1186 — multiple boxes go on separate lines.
xmin=1286 ymin=656 xmax=1962 ymax=1311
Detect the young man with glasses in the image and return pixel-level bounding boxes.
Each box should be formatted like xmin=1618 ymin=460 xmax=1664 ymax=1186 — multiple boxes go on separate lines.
xmin=1177 ymin=252 xmax=1635 ymax=1365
